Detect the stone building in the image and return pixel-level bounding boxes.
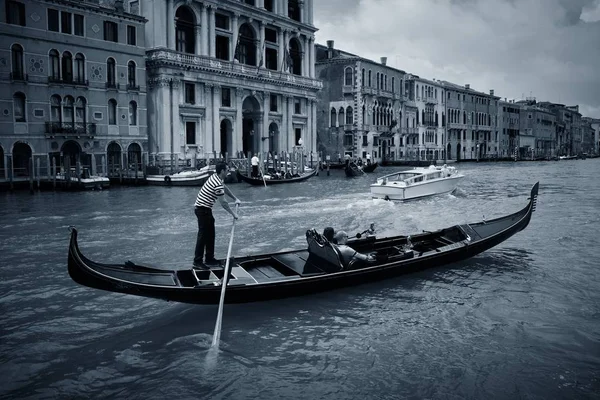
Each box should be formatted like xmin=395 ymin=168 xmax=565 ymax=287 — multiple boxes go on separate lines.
xmin=141 ymin=0 xmax=321 ymax=168
xmin=0 ymin=0 xmax=148 ymax=179
xmin=441 ymin=81 xmax=500 ymax=161
xmin=536 ymin=101 xmax=583 ymax=157
xmin=516 ymin=98 xmax=556 ymax=159
xmin=315 ymin=41 xmax=408 ymax=163
xmin=582 ymin=117 xmax=600 ymax=155
xmin=497 ymin=99 xmax=522 ymax=159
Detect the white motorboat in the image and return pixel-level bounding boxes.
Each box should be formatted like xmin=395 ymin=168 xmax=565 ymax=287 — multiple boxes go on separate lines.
xmin=55 ymin=168 xmax=110 ymax=190
xmin=370 ymin=164 xmax=464 ymax=201
xmin=146 ymin=165 xmax=215 ymax=186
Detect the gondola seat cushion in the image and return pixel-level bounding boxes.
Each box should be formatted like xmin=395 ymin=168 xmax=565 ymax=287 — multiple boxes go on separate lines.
xmin=305 ymin=229 xmax=346 ymax=272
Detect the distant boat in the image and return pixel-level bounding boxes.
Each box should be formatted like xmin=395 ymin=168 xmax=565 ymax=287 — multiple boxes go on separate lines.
xmin=55 ymin=168 xmax=110 ymax=190
xmin=236 ymin=168 xmax=317 ymax=186
xmin=370 ymin=164 xmax=464 ymax=201
xmin=345 ymin=162 xmax=365 ymax=177
xmin=362 ymin=162 xmax=378 ymax=173
xmin=146 ymin=165 xmax=214 ymax=186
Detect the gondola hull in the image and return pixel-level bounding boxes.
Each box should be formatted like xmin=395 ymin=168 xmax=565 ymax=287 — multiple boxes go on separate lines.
xmin=362 ymin=162 xmax=378 ymax=173
xmin=236 ymin=168 xmax=317 ymax=185
xmin=68 ymin=183 xmax=539 ymax=304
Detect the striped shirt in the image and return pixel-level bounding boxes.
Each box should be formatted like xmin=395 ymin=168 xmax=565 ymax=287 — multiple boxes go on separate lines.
xmin=194 ymin=174 xmax=225 ymax=208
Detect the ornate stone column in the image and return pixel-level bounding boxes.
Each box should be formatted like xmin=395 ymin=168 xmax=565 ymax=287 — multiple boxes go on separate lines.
xmin=170 ymin=78 xmax=181 ymax=159
xmin=302 ymin=35 xmax=308 ymax=77
xmin=286 ymin=95 xmax=294 ymax=150
xmin=208 ymin=5 xmax=216 ymax=58
xmin=213 ymin=85 xmax=221 ymax=153
xmin=231 ymin=13 xmax=239 ymax=61
xmin=311 ymin=97 xmax=317 ymax=153
xmin=282 ymin=29 xmax=289 ymax=72
xmin=195 ymin=25 xmax=202 ymax=55
xmin=235 ymin=88 xmax=244 ymax=156
xmin=167 ymin=0 xmax=175 ymax=50
xmin=204 ymin=84 xmax=213 ymax=153
xmin=299 ymin=0 xmax=304 ymax=23
xmin=282 ymin=0 xmax=288 ymax=17
xmin=258 ymin=21 xmax=265 ymax=68
xmin=263 ymin=91 xmax=270 ymax=153
xmin=309 ymin=36 xmax=315 ymax=78
xmin=278 ymin=28 xmax=285 ymax=72
xmin=258 ymin=0 xmax=265 ymax=8
xmin=200 ymin=4 xmax=208 ymax=56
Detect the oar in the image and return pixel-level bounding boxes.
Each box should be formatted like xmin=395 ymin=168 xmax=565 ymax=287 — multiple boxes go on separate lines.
xmin=211 ymin=204 xmax=239 ymax=348
xmin=259 ymin=165 xmax=267 ymax=188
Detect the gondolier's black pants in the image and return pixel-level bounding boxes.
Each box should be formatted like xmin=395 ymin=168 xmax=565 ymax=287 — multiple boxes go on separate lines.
xmin=194 ymin=206 xmax=215 ymax=265
xmin=252 ymin=165 xmax=259 ymax=177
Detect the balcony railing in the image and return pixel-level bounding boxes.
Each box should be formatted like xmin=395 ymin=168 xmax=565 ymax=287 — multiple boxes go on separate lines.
xmin=48 ymin=76 xmax=89 ymax=86
xmin=126 ymin=83 xmax=140 ymax=91
xmin=146 ymin=48 xmax=323 ymax=89
xmin=45 ymin=122 xmax=97 ymax=137
xmin=10 ymin=72 xmax=28 ymax=81
xmin=105 ymin=82 xmax=120 ymax=90
xmin=401 ymin=127 xmax=419 ymax=135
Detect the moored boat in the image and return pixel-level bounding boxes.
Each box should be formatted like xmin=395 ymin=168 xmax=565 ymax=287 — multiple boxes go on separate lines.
xmin=55 ymin=168 xmax=110 ymax=190
xmin=146 ymin=165 xmax=214 ymax=186
xmin=370 ymin=164 xmax=464 ymax=201
xmin=362 ymin=162 xmax=378 ymax=173
xmin=67 ymin=182 xmax=538 ymax=304
xmin=236 ymin=167 xmax=317 ymax=186
xmin=345 ymin=162 xmax=364 ymax=177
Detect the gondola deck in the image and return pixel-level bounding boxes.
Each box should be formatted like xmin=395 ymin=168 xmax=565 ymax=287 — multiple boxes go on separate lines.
xmin=68 ymin=182 xmax=539 ymax=304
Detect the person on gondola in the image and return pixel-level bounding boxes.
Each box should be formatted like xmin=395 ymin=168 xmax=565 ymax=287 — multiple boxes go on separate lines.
xmin=193 ymin=162 xmax=241 ymax=269
xmin=251 ymin=153 xmax=259 ymax=177
xmin=333 ymin=231 xmax=376 ymax=269
xmin=323 ymin=226 xmax=336 ymax=244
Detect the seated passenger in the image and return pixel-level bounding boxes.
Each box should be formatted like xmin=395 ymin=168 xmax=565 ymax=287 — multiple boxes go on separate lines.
xmin=323 ymin=226 xmax=336 ymax=243
xmin=333 ymin=231 xmax=376 ymax=268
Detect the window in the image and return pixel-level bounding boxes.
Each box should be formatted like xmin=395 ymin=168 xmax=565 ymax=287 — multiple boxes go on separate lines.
xmin=11 ymin=44 xmax=24 ymax=80
xmin=288 ymin=0 xmax=300 ymax=22
xmin=270 ymin=94 xmax=278 ymax=112
xmin=264 ymin=0 xmax=274 ymax=12
xmin=215 ymin=35 xmax=229 ymax=60
xmin=127 ymin=61 xmax=136 ymax=87
xmin=104 ymin=21 xmax=118 ymax=42
xmin=74 ymin=53 xmax=85 ymax=83
xmin=295 ymin=128 xmax=301 ymax=145
xmin=186 ymin=121 xmax=196 ymax=145
xmin=175 ymin=7 xmax=195 ymax=53
xmin=344 ymin=67 xmax=353 ymax=86
xmin=48 ymin=9 xmax=59 ymax=31
xmin=127 ymin=25 xmax=136 ymax=45
xmin=330 ymin=108 xmax=336 ymax=127
xmin=265 ymin=27 xmax=277 ymax=43
xmin=221 ymin=88 xmax=231 ymax=107
xmin=129 ymin=101 xmax=137 ymax=125
xmin=50 ymin=95 xmax=62 ymax=123
xmin=13 ymin=92 xmax=26 ymax=122
xmin=108 ymin=99 xmax=117 ymax=125
xmin=61 ymin=11 xmax=72 ymax=34
xmin=294 ymin=98 xmax=301 ymax=114
xmin=106 ymin=58 xmax=116 ymax=86
xmin=61 ymin=52 xmax=72 ymax=82
xmin=75 ymin=97 xmax=86 ymax=127
xmin=346 ymin=106 xmax=353 ymax=124
xmin=215 ymin=13 xmax=229 ymax=30
xmin=368 ymin=70 xmax=371 ymax=87
xmin=64 ymin=96 xmax=75 ymax=126
xmin=6 ymin=1 xmax=25 ymax=26
xmin=49 ymin=50 xmax=60 ymax=80
xmin=184 ymin=83 xmax=195 ymax=104
xmin=74 ymin=14 xmax=84 ymax=36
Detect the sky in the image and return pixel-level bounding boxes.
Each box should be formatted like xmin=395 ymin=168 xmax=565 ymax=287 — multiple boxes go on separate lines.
xmin=313 ymin=0 xmax=600 ymax=119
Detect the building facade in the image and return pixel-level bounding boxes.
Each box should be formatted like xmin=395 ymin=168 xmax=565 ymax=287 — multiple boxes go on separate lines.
xmin=497 ymin=100 xmax=522 ymax=159
xmin=0 ymin=0 xmax=148 ymax=179
xmin=516 ymin=98 xmax=556 ymax=159
xmin=442 ymin=81 xmax=500 ymax=161
xmin=537 ymin=101 xmax=583 ymax=157
xmin=142 ymin=0 xmax=321 ymax=168
xmin=315 ymin=41 xmax=410 ymax=163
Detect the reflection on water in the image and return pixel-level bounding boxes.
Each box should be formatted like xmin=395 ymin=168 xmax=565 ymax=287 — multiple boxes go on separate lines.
xmin=1 ymin=160 xmax=600 ymax=399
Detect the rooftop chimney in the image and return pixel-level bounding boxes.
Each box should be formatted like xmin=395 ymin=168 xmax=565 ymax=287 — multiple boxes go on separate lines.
xmin=326 ymin=40 xmax=334 ymax=49
xmin=326 ymin=40 xmax=334 ymax=59
xmin=465 ymin=84 xmax=470 ymax=89
xmin=490 ymin=89 xmax=494 ymax=96
xmin=380 ymin=57 xmax=387 ymax=66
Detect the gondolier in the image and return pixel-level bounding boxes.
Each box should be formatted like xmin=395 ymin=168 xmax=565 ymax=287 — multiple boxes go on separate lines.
xmin=194 ymin=162 xmax=241 ymax=269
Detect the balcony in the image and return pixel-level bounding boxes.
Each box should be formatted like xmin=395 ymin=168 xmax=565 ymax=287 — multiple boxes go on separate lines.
xmin=45 ymin=122 xmax=97 ymax=138
xmin=342 ymin=85 xmax=354 ymax=94
xmin=146 ymin=48 xmax=323 ymax=90
xmin=105 ymin=82 xmax=120 ymax=90
xmin=10 ymin=72 xmax=28 ymax=82
xmin=48 ymin=76 xmax=89 ymax=87
xmin=401 ymin=127 xmax=419 ymax=135
xmin=425 ymin=97 xmax=437 ymax=105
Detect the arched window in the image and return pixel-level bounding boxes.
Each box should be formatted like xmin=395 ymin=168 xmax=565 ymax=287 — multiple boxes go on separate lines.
xmin=11 ymin=44 xmax=24 ymax=79
xmin=391 ymin=77 xmax=395 ymax=93
xmin=239 ymin=24 xmax=257 ymax=66
xmin=50 ymin=95 xmax=62 ymax=124
xmin=330 ymin=108 xmax=336 ymax=127
xmin=368 ymin=70 xmax=371 ymax=87
xmin=175 ymin=6 xmax=195 ymax=54
xmin=62 ymin=51 xmax=73 ymax=82
xmin=64 ymin=96 xmax=75 ymax=128
xmin=13 ymin=92 xmax=26 ymax=122
xmin=75 ymin=53 xmax=85 ymax=83
xmin=376 ymin=72 xmax=380 ymax=89
xmin=107 ymin=58 xmax=116 ymax=86
xmin=289 ymin=38 xmax=302 ymax=75
xmin=346 ymin=106 xmax=353 ymax=124
xmin=49 ymin=49 xmax=60 ymax=80
xmin=129 ymin=101 xmax=137 ymax=126
xmin=75 ymin=97 xmax=86 ymax=129
xmin=127 ymin=61 xmax=136 ymax=87
xmin=361 ymin=68 xmax=365 ymax=87
xmin=108 ymin=99 xmax=117 ymax=125
xmin=344 ymin=67 xmax=353 ymax=86
xmin=422 ymin=110 xmax=425 ymax=125
xmin=338 ymin=107 xmax=345 ymax=127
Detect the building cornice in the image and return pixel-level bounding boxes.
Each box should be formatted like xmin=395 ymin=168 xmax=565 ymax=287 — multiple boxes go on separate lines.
xmin=40 ymin=0 xmax=147 ymax=23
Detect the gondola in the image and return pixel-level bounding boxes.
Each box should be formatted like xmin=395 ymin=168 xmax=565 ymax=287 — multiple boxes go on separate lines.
xmin=67 ymin=183 xmax=539 ymax=304
xmin=236 ymin=168 xmax=317 ymax=186
xmin=345 ymin=162 xmax=365 ymax=177
xmin=362 ymin=162 xmax=378 ymax=173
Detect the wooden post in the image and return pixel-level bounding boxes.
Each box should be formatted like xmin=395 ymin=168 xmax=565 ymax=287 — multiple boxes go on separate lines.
xmin=52 ymin=157 xmax=56 ymax=190
xmin=76 ymin=160 xmax=82 ymax=189
xmin=247 ymin=151 xmax=251 ymax=175
xmin=36 ymin=157 xmax=41 ymax=190
xmin=29 ymin=156 xmax=34 ymax=194
xmin=90 ymin=153 xmax=96 ymax=176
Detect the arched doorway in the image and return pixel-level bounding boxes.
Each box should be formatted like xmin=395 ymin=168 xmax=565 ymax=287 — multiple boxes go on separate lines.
xmin=61 ymin=140 xmax=82 ymax=169
xmin=107 ymin=141 xmax=122 ymax=175
xmin=127 ymin=143 xmax=142 ymax=170
xmin=447 ymin=143 xmax=452 ymax=160
xmin=268 ymin=122 xmax=279 ymax=154
xmin=12 ymin=142 xmax=32 ymax=177
xmin=242 ymin=96 xmax=261 ymax=156
xmin=220 ymin=119 xmax=232 ymax=157
xmin=456 ymin=143 xmax=461 ymax=161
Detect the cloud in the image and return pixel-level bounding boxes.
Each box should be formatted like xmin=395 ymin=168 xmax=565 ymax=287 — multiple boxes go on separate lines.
xmin=314 ymin=0 xmax=600 ymax=118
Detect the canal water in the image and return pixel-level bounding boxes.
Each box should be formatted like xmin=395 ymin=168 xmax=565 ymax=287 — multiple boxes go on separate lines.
xmin=1 ymin=160 xmax=599 ymax=399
